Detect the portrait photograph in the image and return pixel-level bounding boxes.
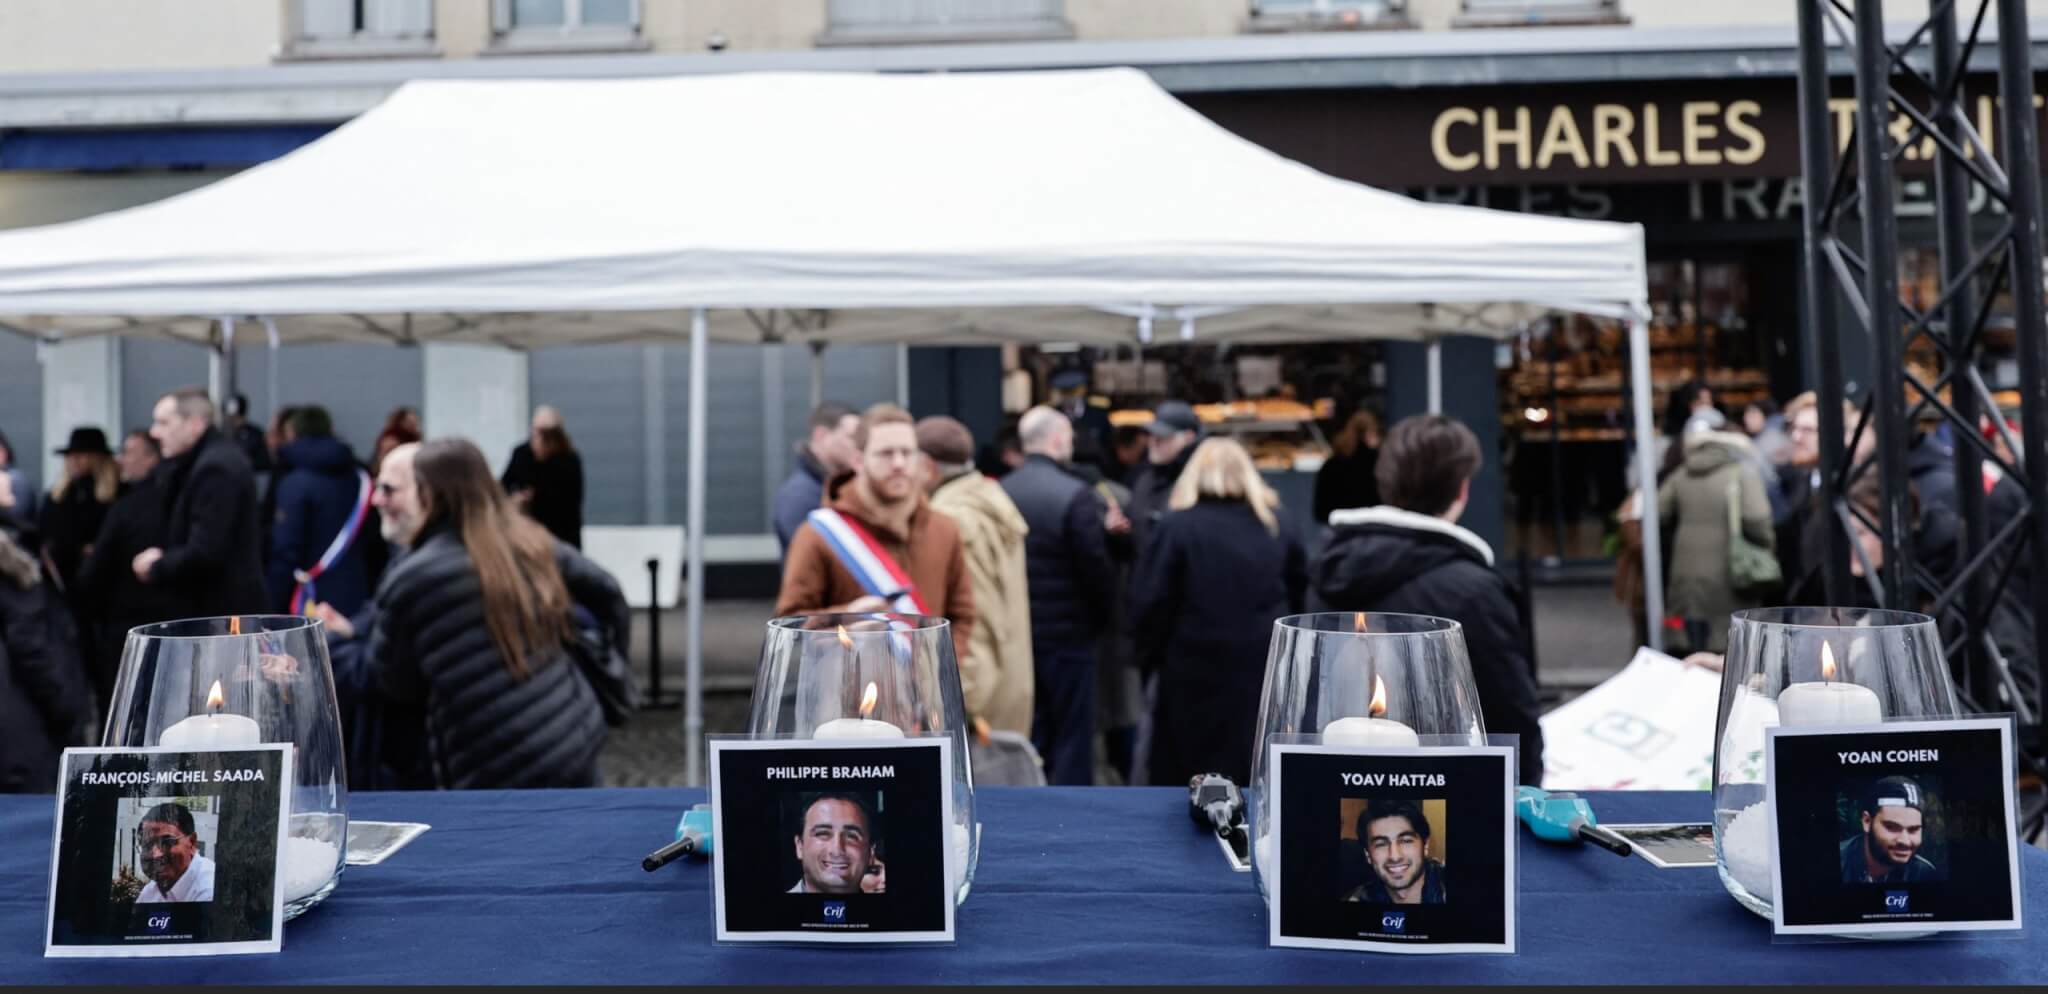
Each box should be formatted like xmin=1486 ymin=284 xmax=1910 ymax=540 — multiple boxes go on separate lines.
xmin=1768 ymin=719 xmax=2021 ymax=935
xmin=1339 ymin=798 xmax=1450 ymax=906
xmin=710 ymin=737 xmax=954 ymax=943
xmin=1267 ymin=744 xmax=1515 ymax=954
xmin=45 ymin=746 xmax=290 ymax=958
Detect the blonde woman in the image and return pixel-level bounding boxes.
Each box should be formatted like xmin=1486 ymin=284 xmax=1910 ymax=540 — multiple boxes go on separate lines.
xmin=1128 ymin=437 xmax=1305 ymax=787
xmin=38 ymin=427 xmax=120 ymax=593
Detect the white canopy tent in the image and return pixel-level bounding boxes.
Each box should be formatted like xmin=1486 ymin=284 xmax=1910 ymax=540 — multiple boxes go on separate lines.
xmin=0 ymin=68 xmax=1661 ymax=781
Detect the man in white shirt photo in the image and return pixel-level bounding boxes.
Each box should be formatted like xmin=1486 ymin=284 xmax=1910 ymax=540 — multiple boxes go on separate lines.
xmin=133 ymin=802 xmax=215 ymax=904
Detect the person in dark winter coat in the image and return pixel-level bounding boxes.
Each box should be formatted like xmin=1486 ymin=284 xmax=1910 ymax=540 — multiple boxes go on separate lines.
xmin=339 ymin=440 xmax=618 ymax=790
xmin=37 ymin=427 xmax=120 ymax=597
xmin=265 ymin=407 xmax=375 ymax=617
xmin=772 ymin=402 xmax=861 ymax=558
xmin=1313 ymin=410 xmax=1381 ymax=525
xmin=134 ymin=389 xmax=268 ymax=619
xmin=1310 ymin=415 xmax=1546 ymax=786
xmin=1000 ymin=407 xmax=1116 ymax=785
xmin=1129 ymin=438 xmax=1305 ymax=787
xmin=0 ymin=523 xmax=90 ymax=793
xmin=501 ymin=406 xmax=585 ymax=549
xmin=74 ymin=466 xmax=179 ymax=713
xmin=1124 ymin=400 xmax=1202 ymax=555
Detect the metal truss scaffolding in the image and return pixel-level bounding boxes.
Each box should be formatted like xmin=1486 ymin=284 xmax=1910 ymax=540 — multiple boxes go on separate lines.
xmin=1796 ymin=0 xmax=2048 ymax=835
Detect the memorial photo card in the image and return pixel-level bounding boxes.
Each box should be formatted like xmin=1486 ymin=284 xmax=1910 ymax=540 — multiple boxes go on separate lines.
xmin=1768 ymin=718 xmax=2021 ymax=936
xmin=45 ymin=746 xmax=292 ymax=958
xmin=711 ymin=737 xmax=955 ymax=943
xmin=1266 ymin=743 xmax=1516 ymax=954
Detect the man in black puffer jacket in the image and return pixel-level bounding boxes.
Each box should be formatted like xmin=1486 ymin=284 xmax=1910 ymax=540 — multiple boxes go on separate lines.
xmin=332 ymin=441 xmax=626 ymax=791
xmin=1310 ymin=415 xmax=1545 ymax=785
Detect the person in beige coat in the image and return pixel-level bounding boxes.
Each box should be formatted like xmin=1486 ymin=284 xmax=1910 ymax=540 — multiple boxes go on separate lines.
xmin=915 ymin=417 xmax=1034 ymax=736
xmin=1657 ymin=423 xmax=1775 ymax=653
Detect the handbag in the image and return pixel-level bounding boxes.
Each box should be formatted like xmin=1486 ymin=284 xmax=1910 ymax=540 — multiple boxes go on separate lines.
xmin=1726 ymin=474 xmax=1783 ymax=596
xmin=564 ymin=620 xmax=640 ymax=728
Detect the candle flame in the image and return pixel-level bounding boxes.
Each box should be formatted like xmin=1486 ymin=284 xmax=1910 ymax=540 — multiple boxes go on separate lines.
xmin=859 ymin=682 xmax=878 ymax=719
xmin=1821 ymin=642 xmax=1837 ymax=682
xmin=837 ymin=625 xmax=854 ymax=650
xmin=229 ymin=616 xmax=242 ymax=636
xmin=206 ymin=680 xmax=226 ymax=713
xmin=1354 ymin=612 xmax=1367 ymax=633
xmin=1369 ymin=675 xmax=1388 ymax=717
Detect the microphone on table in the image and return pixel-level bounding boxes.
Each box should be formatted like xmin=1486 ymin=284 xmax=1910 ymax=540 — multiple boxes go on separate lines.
xmin=1516 ymin=786 xmax=1632 ymax=857
xmin=642 ymin=804 xmax=715 ymax=872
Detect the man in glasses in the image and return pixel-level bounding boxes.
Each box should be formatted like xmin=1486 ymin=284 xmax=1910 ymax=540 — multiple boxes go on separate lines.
xmin=133 ymin=802 xmax=214 ymax=904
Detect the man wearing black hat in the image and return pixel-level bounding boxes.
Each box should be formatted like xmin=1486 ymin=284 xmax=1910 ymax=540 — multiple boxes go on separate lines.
xmin=1842 ymin=776 xmax=1938 ymax=884
xmin=1124 ymin=401 xmax=1202 ymax=556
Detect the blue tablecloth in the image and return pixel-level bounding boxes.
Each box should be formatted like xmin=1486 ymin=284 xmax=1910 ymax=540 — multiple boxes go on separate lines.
xmin=3 ymin=788 xmax=2041 ymax=984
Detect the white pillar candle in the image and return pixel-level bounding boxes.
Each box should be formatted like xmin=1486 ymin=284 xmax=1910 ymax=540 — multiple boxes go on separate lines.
xmin=1320 ymin=716 xmax=1420 ymax=748
xmin=1776 ymin=642 xmax=1883 ymax=726
xmin=159 ymin=681 xmax=262 ymax=748
xmin=812 ymin=717 xmax=905 ymax=739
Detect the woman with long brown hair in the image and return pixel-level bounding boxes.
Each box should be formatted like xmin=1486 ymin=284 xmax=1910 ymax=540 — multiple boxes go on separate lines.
xmin=352 ymin=438 xmax=624 ymax=790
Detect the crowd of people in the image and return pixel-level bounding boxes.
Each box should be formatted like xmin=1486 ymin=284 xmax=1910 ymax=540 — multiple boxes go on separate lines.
xmin=1615 ymin=374 xmax=2039 ymax=714
xmin=773 ymin=399 xmax=1547 ymax=788
xmin=26 ymin=370 xmax=2021 ymax=796
xmin=1 ymin=390 xmax=607 ymax=794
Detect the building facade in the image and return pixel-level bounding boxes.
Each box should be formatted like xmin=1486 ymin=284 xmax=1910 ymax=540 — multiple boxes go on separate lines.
xmin=4 ymin=0 xmax=2045 ymax=567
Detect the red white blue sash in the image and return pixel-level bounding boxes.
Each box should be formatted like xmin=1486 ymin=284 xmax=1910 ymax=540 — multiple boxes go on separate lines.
xmin=290 ymin=468 xmax=374 ymax=615
xmin=805 ymin=508 xmax=932 ymax=616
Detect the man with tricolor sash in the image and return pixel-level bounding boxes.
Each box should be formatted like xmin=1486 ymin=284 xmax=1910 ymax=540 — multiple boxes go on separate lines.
xmin=775 ymin=404 xmax=976 ymax=660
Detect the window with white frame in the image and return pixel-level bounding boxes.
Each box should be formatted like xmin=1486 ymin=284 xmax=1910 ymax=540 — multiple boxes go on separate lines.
xmin=1455 ymin=0 xmax=1627 ymax=28
xmin=821 ymin=1 xmax=1073 ymax=45
xmin=297 ymin=0 xmax=434 ymax=42
xmin=1247 ymin=0 xmax=1411 ymax=31
xmin=495 ymin=0 xmax=639 ymax=35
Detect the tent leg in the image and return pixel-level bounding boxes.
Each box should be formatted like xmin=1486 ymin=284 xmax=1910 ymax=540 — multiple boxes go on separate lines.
xmin=1426 ymin=338 xmax=1443 ymax=415
xmin=263 ymin=318 xmax=280 ymax=421
xmin=809 ymin=342 xmax=826 ymax=408
xmin=684 ymin=308 xmax=708 ymax=786
xmin=896 ymin=343 xmax=910 ymax=408
xmin=215 ymin=317 xmax=239 ymax=408
xmin=1628 ymin=314 xmax=1665 ymax=652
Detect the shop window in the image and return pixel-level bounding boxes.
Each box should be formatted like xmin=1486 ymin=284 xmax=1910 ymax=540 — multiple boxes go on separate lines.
xmin=1246 ymin=0 xmax=1413 ymax=33
xmin=818 ymin=0 xmax=1075 ymax=46
xmin=489 ymin=0 xmax=646 ymax=52
xmin=287 ymin=0 xmax=436 ymax=59
xmin=1454 ymin=0 xmax=1628 ymax=28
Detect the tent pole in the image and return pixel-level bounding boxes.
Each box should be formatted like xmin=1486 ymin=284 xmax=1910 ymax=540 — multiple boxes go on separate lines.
xmin=896 ymin=343 xmax=910 ymax=408
xmin=1628 ymin=313 xmax=1665 ymax=652
xmin=1426 ymin=338 xmax=1443 ymax=415
xmin=262 ymin=318 xmax=280 ymax=420
xmin=217 ymin=316 xmax=238 ymax=409
xmin=684 ymin=308 xmax=708 ymax=786
xmin=809 ymin=342 xmax=826 ymax=408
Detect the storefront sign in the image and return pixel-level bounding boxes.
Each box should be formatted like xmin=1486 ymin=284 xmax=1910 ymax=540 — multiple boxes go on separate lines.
xmin=1188 ymin=76 xmax=2048 ymax=187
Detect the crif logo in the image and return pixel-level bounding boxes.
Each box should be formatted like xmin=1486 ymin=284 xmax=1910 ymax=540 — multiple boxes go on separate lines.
xmin=1380 ymin=912 xmax=1407 ymax=933
xmin=1885 ymin=891 xmax=1910 ymax=912
xmin=145 ymin=914 xmax=172 ymax=933
xmin=822 ymin=901 xmax=847 ymax=922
